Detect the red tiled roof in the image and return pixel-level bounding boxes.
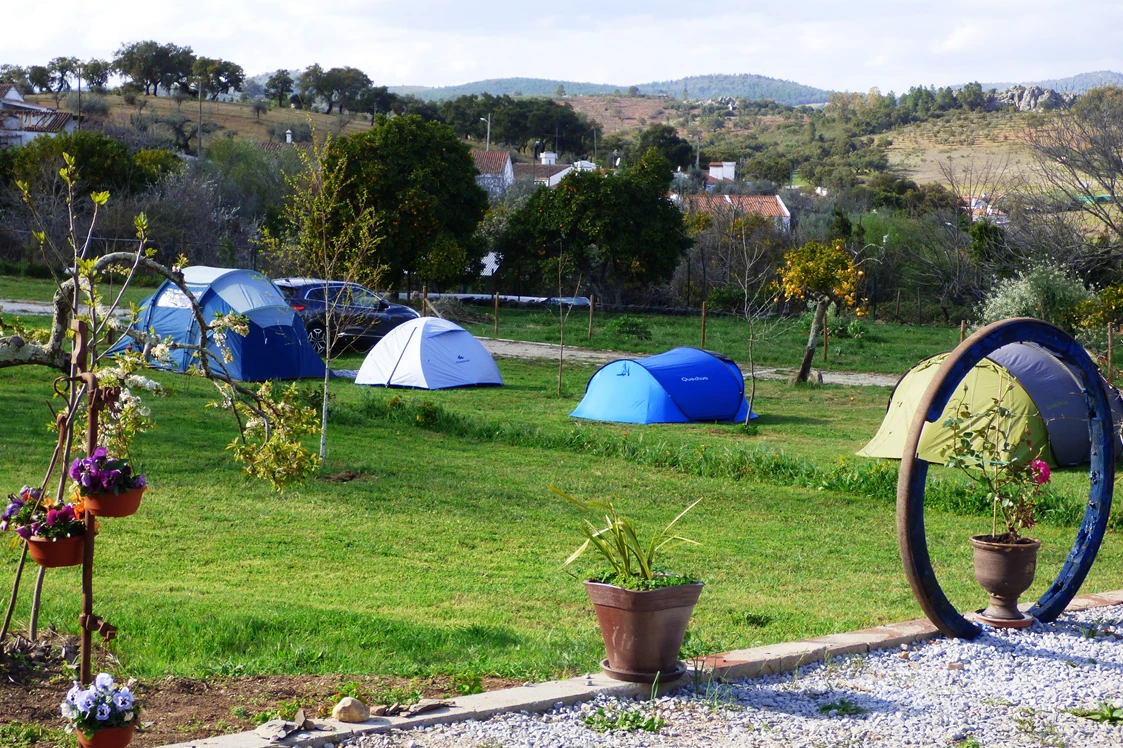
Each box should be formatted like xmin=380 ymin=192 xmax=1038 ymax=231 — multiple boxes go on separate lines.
xmin=683 ymin=194 xmax=790 ymax=218
xmin=471 ymin=149 xmax=511 ymax=174
xmin=23 ymin=111 xmax=72 ymax=133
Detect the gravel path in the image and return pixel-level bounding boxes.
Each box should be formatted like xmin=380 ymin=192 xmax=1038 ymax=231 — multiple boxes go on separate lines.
xmin=346 ymin=606 xmax=1123 ymax=748
xmin=0 ymin=300 xmax=900 ymax=387
xmin=477 ymin=338 xmax=901 ymax=388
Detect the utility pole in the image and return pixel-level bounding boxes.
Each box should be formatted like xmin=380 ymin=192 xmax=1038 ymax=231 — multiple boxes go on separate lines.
xmin=480 ymin=113 xmax=491 ymax=150
xmin=198 ymin=79 xmax=204 ymax=157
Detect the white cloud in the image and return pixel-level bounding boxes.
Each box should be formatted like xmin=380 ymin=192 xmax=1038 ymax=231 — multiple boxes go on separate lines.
xmin=930 ymin=24 xmax=987 ymax=54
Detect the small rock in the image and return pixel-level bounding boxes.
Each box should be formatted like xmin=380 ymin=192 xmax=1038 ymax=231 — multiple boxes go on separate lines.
xmin=386 ymin=703 xmax=402 ymax=716
xmin=370 ymin=705 xmax=388 ymax=717
xmin=404 ymin=699 xmax=451 ymax=717
xmin=331 ymin=696 xmax=370 ymax=723
xmin=948 ymin=662 xmax=965 ymax=671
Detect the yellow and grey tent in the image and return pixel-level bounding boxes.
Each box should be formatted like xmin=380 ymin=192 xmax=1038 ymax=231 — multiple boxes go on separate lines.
xmin=858 ymin=342 xmax=1123 ymax=467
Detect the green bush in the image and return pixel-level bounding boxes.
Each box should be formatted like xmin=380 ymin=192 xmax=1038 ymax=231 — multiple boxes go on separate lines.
xmin=606 ymin=315 xmax=652 ymax=341
xmin=976 ymin=263 xmax=1092 ymax=332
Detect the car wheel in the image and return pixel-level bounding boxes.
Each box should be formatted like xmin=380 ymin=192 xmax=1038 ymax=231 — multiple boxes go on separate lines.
xmin=307 ymin=324 xmax=328 ymax=356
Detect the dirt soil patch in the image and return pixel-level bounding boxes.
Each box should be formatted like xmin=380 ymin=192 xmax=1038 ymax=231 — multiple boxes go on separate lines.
xmin=1 ymin=634 xmax=521 ymax=747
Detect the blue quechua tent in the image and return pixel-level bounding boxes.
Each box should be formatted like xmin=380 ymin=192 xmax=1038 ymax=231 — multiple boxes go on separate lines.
xmin=107 ymin=266 xmax=325 ymax=382
xmin=570 ymin=347 xmax=756 ymax=424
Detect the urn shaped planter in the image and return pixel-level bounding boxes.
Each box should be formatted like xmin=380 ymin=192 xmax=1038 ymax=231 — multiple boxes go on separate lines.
xmin=970 ymin=535 xmax=1041 ymax=623
xmin=77 ymin=724 xmax=135 ymax=748
xmin=86 ymin=487 xmax=145 ymax=518
xmin=585 ymin=580 xmax=702 ymax=683
xmin=25 ymin=535 xmax=85 ymax=568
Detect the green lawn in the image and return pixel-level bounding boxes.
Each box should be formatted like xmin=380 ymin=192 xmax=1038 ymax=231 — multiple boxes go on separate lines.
xmin=465 ymin=308 xmax=961 ymax=375
xmin=0 ymin=275 xmax=157 ymax=308
xmin=1 ymin=356 xmax=1118 ymax=684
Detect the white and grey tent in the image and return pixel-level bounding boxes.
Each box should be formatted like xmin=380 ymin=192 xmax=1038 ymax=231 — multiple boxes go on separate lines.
xmin=354 ymin=317 xmax=503 ymax=390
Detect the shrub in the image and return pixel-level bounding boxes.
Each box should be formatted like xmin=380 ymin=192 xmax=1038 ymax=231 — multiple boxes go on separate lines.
xmin=66 ymin=93 xmax=109 ymax=115
xmin=976 ymin=263 xmax=1092 ymax=332
xmin=605 ymin=315 xmax=652 ymax=341
xmin=122 ymin=91 xmax=137 ymax=106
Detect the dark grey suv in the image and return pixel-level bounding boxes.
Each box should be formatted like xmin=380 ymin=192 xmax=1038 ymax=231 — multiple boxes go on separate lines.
xmin=273 ymin=278 xmax=420 ymax=355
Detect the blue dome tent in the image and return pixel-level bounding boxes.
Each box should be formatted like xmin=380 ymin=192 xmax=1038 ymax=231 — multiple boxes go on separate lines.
xmin=570 ymin=347 xmax=756 ymax=424
xmin=107 ymin=267 xmax=325 ymax=382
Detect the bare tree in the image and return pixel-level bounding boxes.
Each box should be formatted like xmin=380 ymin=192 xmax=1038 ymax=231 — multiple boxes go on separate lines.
xmin=1027 ymin=87 xmax=1123 ymax=242
xmin=260 ymin=129 xmax=384 ymax=461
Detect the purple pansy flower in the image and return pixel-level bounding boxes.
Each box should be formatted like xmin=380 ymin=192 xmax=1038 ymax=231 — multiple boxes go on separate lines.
xmin=45 ymin=509 xmax=59 ymax=527
xmin=66 ymin=682 xmax=82 ymax=704
xmin=96 ymin=702 xmax=111 ymax=721
xmin=75 ymin=688 xmax=97 ymax=713
xmin=15 ymin=525 xmax=31 ymax=540
xmin=113 ymin=688 xmax=134 ymax=711
xmin=94 ymin=672 xmax=115 ymax=691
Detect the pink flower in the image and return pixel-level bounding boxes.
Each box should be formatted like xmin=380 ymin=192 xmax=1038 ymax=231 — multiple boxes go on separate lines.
xmin=1031 ymin=459 xmax=1051 ymax=485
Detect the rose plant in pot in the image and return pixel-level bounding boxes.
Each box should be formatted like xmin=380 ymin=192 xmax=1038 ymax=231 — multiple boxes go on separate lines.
xmin=1 ymin=485 xmax=88 ymax=568
xmin=62 ymin=672 xmax=140 ymax=748
xmin=552 ymin=486 xmax=702 ymax=683
xmin=941 ymin=384 xmax=1052 ymax=627
xmin=70 ymin=447 xmax=147 ymax=518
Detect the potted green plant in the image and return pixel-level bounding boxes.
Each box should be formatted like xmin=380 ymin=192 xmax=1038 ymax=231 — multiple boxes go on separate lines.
xmin=941 ymin=385 xmax=1052 ymax=626
xmin=1 ymin=486 xmax=87 ymax=568
xmin=69 ymin=447 xmax=147 ymax=518
xmin=62 ymin=673 xmax=140 ymax=748
xmin=552 ymin=486 xmax=702 ymax=683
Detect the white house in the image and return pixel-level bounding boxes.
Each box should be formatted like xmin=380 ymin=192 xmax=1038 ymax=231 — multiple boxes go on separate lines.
xmin=513 ymin=151 xmax=574 ymax=187
xmin=0 ymin=85 xmax=76 ymax=148
xmin=471 ymin=149 xmax=515 ymax=197
xmin=673 ymin=193 xmax=792 ymax=233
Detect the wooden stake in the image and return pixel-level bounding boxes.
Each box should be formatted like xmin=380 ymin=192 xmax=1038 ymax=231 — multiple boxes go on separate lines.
xmin=895 ymin=288 xmax=901 ymax=320
xmin=421 ymin=285 xmax=427 ymax=317
xmin=493 ymin=292 xmax=499 ymax=336
xmin=1109 ymin=323 xmax=1114 ymax=382
xmin=959 ymin=320 xmax=966 ymax=344
xmin=701 ymin=302 xmax=708 ymax=348
xmin=587 ymin=295 xmax=594 ymax=340
xmin=916 ymin=289 xmax=922 ymax=325
xmin=823 ymin=314 xmax=829 ymax=363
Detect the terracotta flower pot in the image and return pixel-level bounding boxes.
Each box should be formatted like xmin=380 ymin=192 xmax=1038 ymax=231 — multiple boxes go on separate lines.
xmin=25 ymin=535 xmax=85 ymax=568
xmin=77 ymin=723 xmax=135 ymax=748
xmin=584 ymin=580 xmax=702 ymax=683
xmin=970 ymin=535 xmax=1041 ymax=621
xmin=86 ymin=487 xmax=146 ymax=518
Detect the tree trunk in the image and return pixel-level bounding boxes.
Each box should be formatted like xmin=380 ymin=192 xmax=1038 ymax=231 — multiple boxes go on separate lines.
xmin=793 ymin=298 xmax=828 ymax=384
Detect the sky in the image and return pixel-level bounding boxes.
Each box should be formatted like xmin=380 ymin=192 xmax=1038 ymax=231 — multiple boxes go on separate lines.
xmin=8 ymin=0 xmax=1123 ymax=93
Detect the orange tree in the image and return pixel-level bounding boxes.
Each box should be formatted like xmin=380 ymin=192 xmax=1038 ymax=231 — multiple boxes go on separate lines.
xmin=777 ymin=239 xmax=862 ymax=383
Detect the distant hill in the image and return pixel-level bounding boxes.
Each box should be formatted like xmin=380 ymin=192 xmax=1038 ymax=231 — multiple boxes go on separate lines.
xmin=635 ymin=74 xmax=831 ymax=104
xmin=980 ymin=70 xmax=1123 ymax=93
xmin=389 ymin=78 xmax=619 ymax=100
xmin=390 ymin=73 xmax=832 ymax=105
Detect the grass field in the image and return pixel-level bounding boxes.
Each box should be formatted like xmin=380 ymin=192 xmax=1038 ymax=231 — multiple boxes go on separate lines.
xmin=1 ymin=275 xmax=157 ymax=309
xmin=1 ymin=350 xmax=1120 ymax=684
xmin=464 ymin=307 xmax=961 ymax=375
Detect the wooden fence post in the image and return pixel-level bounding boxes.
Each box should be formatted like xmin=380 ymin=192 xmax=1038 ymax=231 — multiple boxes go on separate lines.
xmin=1109 ymin=323 xmax=1114 ymax=382
xmin=493 ymin=292 xmax=499 ymax=336
xmin=587 ymin=295 xmax=594 ymax=340
xmin=823 ymin=315 xmax=829 ymax=363
xmin=895 ymin=289 xmax=901 ymax=320
xmin=960 ymin=320 xmax=966 ymax=344
xmin=701 ymin=301 xmax=708 ymax=348
xmin=421 ymin=285 xmax=427 ymax=317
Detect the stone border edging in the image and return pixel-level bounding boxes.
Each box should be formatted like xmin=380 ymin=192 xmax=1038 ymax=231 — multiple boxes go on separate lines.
xmin=157 ymin=589 xmax=1123 ymax=748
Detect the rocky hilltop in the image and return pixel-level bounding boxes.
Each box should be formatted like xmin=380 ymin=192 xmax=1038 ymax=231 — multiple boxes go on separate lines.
xmin=986 ymin=85 xmax=1077 ymax=111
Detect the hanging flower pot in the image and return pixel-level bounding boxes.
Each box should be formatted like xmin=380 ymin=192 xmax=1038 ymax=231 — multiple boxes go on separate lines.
xmin=70 ymin=448 xmax=146 ymax=518
xmin=76 ymin=723 xmax=135 ymax=748
xmin=85 ymin=487 xmax=145 ymax=518
xmin=26 ymin=535 xmax=85 ymax=568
